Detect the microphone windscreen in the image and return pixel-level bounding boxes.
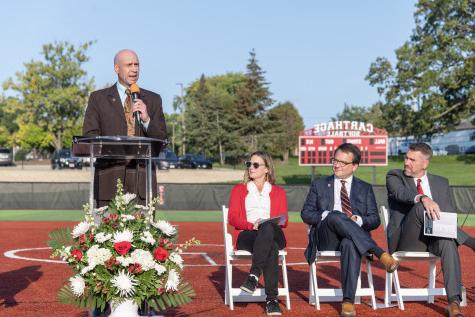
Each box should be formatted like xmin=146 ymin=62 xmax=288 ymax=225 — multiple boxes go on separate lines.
xmin=130 ymin=83 xmax=140 ymax=94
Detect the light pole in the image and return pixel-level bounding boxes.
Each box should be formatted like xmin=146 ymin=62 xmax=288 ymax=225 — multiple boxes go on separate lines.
xmin=176 ymin=83 xmax=186 ymax=155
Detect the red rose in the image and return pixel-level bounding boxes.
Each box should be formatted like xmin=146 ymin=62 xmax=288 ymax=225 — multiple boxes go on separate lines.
xmin=105 ymin=257 xmax=119 ymax=270
xmin=153 ymin=247 xmax=169 ymax=262
xmin=114 ymin=241 xmax=132 ymax=255
xmin=110 ymin=214 xmax=119 ymax=222
xmin=71 ymin=249 xmax=83 ymax=261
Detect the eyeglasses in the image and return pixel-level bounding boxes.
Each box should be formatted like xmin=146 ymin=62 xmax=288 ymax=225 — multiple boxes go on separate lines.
xmin=245 ymin=161 xmax=265 ymax=169
xmin=330 ymin=158 xmax=353 ymax=166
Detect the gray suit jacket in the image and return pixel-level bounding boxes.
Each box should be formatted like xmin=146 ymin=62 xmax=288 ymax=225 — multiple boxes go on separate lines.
xmin=386 ymin=169 xmax=458 ymax=254
xmin=301 ymin=175 xmax=380 ymax=263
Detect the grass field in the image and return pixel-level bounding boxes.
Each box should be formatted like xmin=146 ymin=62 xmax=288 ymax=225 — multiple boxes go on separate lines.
xmin=1 ymin=209 xmax=474 ymax=226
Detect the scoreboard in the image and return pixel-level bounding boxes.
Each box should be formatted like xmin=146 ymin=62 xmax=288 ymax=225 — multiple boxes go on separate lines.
xmin=299 ymin=122 xmax=388 ymax=166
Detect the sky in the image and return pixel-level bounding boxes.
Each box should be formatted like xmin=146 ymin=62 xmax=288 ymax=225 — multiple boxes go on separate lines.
xmin=1 ymin=0 xmax=417 ymax=129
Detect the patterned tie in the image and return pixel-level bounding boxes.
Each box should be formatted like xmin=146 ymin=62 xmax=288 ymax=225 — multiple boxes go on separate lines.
xmin=124 ymin=88 xmax=135 ymax=136
xmin=340 ymin=180 xmax=352 ymax=217
xmin=416 ymin=178 xmax=425 ymax=195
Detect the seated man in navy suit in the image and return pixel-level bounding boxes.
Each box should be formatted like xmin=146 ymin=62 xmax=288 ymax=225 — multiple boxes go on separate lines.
xmin=301 ymin=143 xmax=398 ymax=317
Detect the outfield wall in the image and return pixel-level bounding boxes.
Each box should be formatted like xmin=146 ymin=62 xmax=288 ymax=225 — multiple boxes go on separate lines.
xmin=0 ymin=182 xmax=474 ymax=213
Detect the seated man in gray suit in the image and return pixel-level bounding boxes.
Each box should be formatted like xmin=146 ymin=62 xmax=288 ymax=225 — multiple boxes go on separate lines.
xmin=386 ymin=142 xmax=475 ymax=317
xmin=302 ymin=143 xmax=399 ymax=317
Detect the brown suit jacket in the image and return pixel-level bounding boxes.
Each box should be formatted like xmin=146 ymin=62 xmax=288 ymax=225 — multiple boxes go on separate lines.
xmin=83 ymin=84 xmax=167 ymax=203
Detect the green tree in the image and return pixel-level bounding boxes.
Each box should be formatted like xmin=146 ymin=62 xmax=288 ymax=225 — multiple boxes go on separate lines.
xmin=332 ymin=102 xmax=385 ymax=129
xmin=0 ymin=97 xmax=19 ymax=147
xmin=266 ymin=101 xmax=304 ymax=162
xmin=3 ymin=41 xmax=95 ymax=150
xmin=366 ymin=0 xmax=475 ymax=137
xmin=235 ymin=49 xmax=274 ymax=152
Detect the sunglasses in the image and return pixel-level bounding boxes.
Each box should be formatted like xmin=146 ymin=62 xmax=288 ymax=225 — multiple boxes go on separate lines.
xmin=245 ymin=161 xmax=265 ymax=169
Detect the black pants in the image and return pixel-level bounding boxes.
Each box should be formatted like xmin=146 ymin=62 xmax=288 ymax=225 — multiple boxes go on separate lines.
xmin=236 ymin=221 xmax=285 ymax=301
xmin=317 ymin=211 xmax=378 ymax=302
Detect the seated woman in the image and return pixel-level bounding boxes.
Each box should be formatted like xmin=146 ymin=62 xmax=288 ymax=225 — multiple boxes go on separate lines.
xmin=228 ymin=151 xmax=288 ymax=316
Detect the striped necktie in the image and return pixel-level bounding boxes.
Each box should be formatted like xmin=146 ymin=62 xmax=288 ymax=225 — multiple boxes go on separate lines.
xmin=340 ymin=180 xmax=352 ymax=217
xmin=124 ymin=88 xmax=135 ymax=136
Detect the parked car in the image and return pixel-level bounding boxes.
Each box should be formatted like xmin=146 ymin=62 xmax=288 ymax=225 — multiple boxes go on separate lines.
xmin=0 ymin=148 xmax=13 ymax=166
xmin=51 ymin=149 xmax=83 ymax=169
xmin=155 ymin=149 xmax=181 ymax=170
xmin=465 ymin=145 xmax=475 ymax=154
xmin=179 ymin=154 xmax=213 ymax=169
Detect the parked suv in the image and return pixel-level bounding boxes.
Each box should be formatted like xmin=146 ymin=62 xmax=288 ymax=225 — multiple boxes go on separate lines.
xmin=0 ymin=148 xmax=13 ymax=166
xmin=155 ymin=149 xmax=181 ymax=170
xmin=179 ymin=154 xmax=213 ymax=169
xmin=51 ymin=149 xmax=83 ymax=169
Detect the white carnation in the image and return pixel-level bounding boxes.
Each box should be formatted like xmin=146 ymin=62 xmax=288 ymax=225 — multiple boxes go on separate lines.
xmin=86 ymin=245 xmax=112 ymax=267
xmin=81 ymin=265 xmax=94 ymax=275
xmin=72 ymin=221 xmax=91 ymax=238
xmin=154 ymin=264 xmax=166 ymax=276
xmin=140 ymin=231 xmax=156 ymax=245
xmin=152 ymin=220 xmax=176 ymax=236
xmin=130 ymin=249 xmax=155 ymax=271
xmin=69 ymin=275 xmax=85 ymax=296
xmin=165 ymin=269 xmax=180 ymax=291
xmin=121 ymin=214 xmax=135 ymax=222
xmin=116 ymin=256 xmax=133 ymax=267
xmin=94 ymin=232 xmax=112 ymax=243
xmin=111 ymin=270 xmax=137 ymax=297
xmin=113 ymin=229 xmax=134 ymax=243
xmin=169 ymin=252 xmax=184 ymax=269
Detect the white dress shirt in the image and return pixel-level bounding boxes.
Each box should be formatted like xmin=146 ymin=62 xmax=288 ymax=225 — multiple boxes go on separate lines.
xmin=116 ymin=82 xmax=149 ymax=130
xmin=413 ymin=173 xmax=433 ymax=201
xmin=321 ymin=175 xmax=363 ymax=227
xmin=245 ymin=181 xmax=272 ymax=224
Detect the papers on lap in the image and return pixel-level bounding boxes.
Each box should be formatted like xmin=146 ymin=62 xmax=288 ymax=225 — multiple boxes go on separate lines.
xmin=257 ymin=215 xmax=287 ymax=227
xmin=424 ymin=211 xmax=457 ymax=239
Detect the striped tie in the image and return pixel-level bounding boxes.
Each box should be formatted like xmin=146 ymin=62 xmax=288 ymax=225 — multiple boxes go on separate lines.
xmin=340 ymin=180 xmax=352 ymax=217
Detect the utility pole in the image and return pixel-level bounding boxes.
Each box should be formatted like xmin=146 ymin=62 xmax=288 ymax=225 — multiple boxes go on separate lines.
xmin=176 ymin=83 xmax=186 ymax=155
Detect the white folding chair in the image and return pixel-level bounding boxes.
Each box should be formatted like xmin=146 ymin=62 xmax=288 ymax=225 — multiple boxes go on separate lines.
xmin=380 ymin=206 xmax=456 ymax=309
xmin=308 ymin=250 xmax=377 ymax=310
xmin=222 ymin=206 xmax=291 ymax=310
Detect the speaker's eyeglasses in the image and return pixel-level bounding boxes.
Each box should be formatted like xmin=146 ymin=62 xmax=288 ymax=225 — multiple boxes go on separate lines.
xmin=245 ymin=161 xmax=265 ymax=169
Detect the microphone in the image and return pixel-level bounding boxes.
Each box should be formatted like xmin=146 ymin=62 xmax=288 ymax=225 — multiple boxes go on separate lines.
xmin=130 ymin=83 xmax=141 ymax=120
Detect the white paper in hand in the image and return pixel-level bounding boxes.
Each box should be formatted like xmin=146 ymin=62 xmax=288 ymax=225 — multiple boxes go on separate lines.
xmin=424 ymin=211 xmax=457 ymax=239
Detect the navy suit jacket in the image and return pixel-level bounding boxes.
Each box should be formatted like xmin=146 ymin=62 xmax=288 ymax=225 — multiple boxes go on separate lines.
xmin=301 ymin=175 xmax=380 ymax=263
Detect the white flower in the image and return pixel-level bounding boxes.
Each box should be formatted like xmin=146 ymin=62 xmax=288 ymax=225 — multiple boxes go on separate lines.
xmin=169 ymin=252 xmax=184 ymax=269
xmin=111 ymin=270 xmax=137 ymax=297
xmin=58 ymin=246 xmax=72 ymax=261
xmin=69 ymin=275 xmax=85 ymax=296
xmin=123 ymin=193 xmax=137 ymax=204
xmin=72 ymin=221 xmax=91 ymax=238
xmin=94 ymin=206 xmax=108 ymax=213
xmin=135 ymin=204 xmax=147 ymax=210
xmin=113 ymin=229 xmax=134 ymax=243
xmin=152 ymin=220 xmax=176 ymax=236
xmin=86 ymin=245 xmax=112 ymax=267
xmin=81 ymin=265 xmax=94 ymax=275
xmin=140 ymin=231 xmax=156 ymax=245
xmin=121 ymin=214 xmax=135 ymax=222
xmin=165 ymin=269 xmax=180 ymax=291
xmin=154 ymin=264 xmax=166 ymax=276
xmin=130 ymin=249 xmax=155 ymax=271
xmin=116 ymin=256 xmax=133 ymax=267
xmin=94 ymin=232 xmax=112 ymax=243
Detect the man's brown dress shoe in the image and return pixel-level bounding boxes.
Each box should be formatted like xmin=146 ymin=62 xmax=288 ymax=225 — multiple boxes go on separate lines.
xmin=341 ymin=301 xmax=356 ymax=317
xmin=379 ymin=252 xmax=399 ymax=273
xmin=446 ymin=301 xmax=464 ymax=317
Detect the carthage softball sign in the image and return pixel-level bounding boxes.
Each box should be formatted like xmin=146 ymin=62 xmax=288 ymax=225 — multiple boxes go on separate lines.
xmin=299 ymin=121 xmax=388 ymax=166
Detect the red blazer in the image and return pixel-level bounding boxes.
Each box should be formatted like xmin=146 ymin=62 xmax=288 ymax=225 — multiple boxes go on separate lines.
xmin=228 ymin=183 xmax=289 ymax=249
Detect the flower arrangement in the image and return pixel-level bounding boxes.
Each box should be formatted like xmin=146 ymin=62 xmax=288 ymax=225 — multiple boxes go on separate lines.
xmin=48 ymin=181 xmax=199 ymax=313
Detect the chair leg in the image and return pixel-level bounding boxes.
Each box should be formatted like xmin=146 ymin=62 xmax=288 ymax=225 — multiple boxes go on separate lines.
xmin=392 ymin=269 xmax=404 ymax=310
xmin=366 ymin=261 xmax=377 ymax=310
xmin=310 ymin=262 xmax=320 ymax=310
xmin=280 ymin=255 xmax=291 ymax=310
xmin=355 ymin=272 xmax=362 ymax=304
xmin=428 ymin=260 xmax=436 ymax=304
xmin=225 ymin=259 xmax=234 ymax=310
xmin=384 ymin=271 xmax=391 ymax=307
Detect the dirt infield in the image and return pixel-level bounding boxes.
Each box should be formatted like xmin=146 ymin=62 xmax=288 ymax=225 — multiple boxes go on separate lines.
xmin=0 ymin=222 xmax=474 ymax=316
xmin=0 ymin=165 xmax=243 ymax=183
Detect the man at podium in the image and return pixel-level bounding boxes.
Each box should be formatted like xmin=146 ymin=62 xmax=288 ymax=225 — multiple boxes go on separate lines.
xmin=83 ymin=49 xmax=167 ymax=207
